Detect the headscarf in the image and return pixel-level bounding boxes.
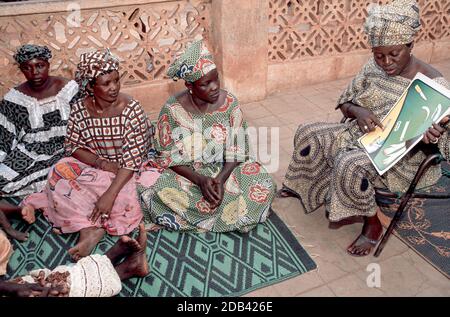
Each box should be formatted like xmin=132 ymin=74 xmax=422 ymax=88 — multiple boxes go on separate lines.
xmin=13 ymin=44 xmax=52 ymax=64
xmin=167 ymin=40 xmax=216 ymax=83
xmin=364 ymin=0 xmax=421 ymax=47
xmin=75 ymin=48 xmax=120 ymax=97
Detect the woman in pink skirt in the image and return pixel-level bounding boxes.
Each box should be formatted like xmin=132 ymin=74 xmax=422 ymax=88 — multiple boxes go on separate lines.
xmin=22 ymin=49 xmax=161 ymax=261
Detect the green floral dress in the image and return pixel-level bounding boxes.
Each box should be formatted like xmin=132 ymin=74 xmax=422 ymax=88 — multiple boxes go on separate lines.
xmin=138 ymin=91 xmax=276 ymax=233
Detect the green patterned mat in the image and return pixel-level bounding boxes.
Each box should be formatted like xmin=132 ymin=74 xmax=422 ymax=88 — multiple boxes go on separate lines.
xmin=4 ymin=211 xmax=316 ymax=297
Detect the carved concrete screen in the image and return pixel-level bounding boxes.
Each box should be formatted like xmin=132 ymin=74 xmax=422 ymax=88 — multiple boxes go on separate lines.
xmin=0 ymin=0 xmax=211 ymax=95
xmin=268 ymin=0 xmax=450 ymax=63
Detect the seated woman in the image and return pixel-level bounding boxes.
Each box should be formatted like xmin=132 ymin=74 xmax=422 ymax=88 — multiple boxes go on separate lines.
xmin=0 ymin=44 xmax=78 ymax=241
xmin=278 ymin=0 xmax=449 ymax=256
xmin=22 ymin=49 xmax=161 ymax=261
xmin=138 ymin=41 xmax=276 ymax=233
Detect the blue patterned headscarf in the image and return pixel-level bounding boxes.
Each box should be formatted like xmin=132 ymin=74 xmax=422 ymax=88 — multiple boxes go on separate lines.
xmin=167 ymin=40 xmax=216 ymax=83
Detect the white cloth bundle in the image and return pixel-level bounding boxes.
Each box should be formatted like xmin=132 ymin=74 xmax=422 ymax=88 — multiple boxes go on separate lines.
xmin=24 ymin=254 xmax=122 ymax=297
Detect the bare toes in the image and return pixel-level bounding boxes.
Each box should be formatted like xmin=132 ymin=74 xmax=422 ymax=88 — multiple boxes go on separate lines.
xmin=120 ymin=236 xmax=132 ymax=243
xmin=21 ymin=206 xmax=36 ymax=224
xmin=130 ymin=239 xmax=141 ymax=251
xmin=22 ymin=232 xmax=29 ymax=241
xmin=68 ymin=247 xmax=78 ymax=257
xmin=52 ymin=228 xmax=62 ymax=235
xmin=70 ymin=251 xmax=81 ymax=262
xmin=137 ymin=223 xmax=147 ymax=249
xmin=16 ymin=232 xmax=29 ymax=242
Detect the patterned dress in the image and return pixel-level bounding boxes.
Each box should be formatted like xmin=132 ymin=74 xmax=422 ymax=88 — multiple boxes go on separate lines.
xmin=0 ymin=80 xmax=78 ymax=198
xmin=283 ymin=57 xmax=450 ymax=222
xmin=138 ymin=92 xmax=276 ymax=233
xmin=23 ymin=98 xmax=161 ymax=236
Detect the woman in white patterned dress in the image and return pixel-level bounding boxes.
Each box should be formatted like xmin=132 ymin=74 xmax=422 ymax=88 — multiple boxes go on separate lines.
xmin=0 ymin=44 xmax=78 ymax=241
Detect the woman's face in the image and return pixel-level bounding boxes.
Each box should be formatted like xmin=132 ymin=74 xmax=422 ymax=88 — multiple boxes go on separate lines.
xmin=91 ymin=70 xmax=120 ymax=102
xmin=372 ymin=44 xmax=412 ymax=77
xmin=19 ymin=58 xmax=50 ymax=87
xmin=191 ymin=68 xmax=220 ymax=103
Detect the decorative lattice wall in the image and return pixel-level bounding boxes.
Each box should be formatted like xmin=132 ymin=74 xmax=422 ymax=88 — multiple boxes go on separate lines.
xmin=268 ymin=0 xmax=450 ymax=63
xmin=0 ymin=0 xmax=211 ymax=95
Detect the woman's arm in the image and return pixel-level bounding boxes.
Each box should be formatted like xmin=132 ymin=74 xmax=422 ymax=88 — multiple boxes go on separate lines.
xmin=212 ymin=161 xmax=240 ymax=207
xmin=422 ymin=116 xmax=449 ymax=144
xmin=215 ymin=162 xmax=239 ymax=184
xmin=0 ymin=280 xmax=60 ymax=297
xmin=338 ymin=102 xmax=384 ymax=133
xmin=72 ymin=148 xmax=119 ymax=174
xmin=338 ymin=102 xmax=357 ymax=119
xmin=171 ymin=161 xmax=240 ymax=209
xmin=170 ymin=165 xmax=220 ymax=206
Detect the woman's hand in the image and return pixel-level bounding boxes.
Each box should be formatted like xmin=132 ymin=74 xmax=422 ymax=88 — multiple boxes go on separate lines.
xmin=0 ymin=281 xmax=61 ymax=297
xmin=89 ymin=190 xmax=116 ymax=224
xmin=439 ymin=115 xmax=450 ymax=128
xmin=210 ymin=162 xmax=239 ymax=209
xmin=349 ymin=106 xmax=384 ymax=133
xmin=211 ymin=177 xmax=225 ymax=209
xmin=197 ymin=175 xmax=221 ymax=207
xmin=102 ymin=161 xmax=119 ymax=174
xmin=422 ymin=122 xmax=447 ymax=144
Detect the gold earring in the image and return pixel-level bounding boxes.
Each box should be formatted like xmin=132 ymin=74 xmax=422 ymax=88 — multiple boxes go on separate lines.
xmin=189 ymin=89 xmax=192 ymax=94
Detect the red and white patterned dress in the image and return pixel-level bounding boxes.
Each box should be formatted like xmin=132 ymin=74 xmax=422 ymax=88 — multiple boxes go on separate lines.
xmin=23 ymin=99 xmax=161 ymax=235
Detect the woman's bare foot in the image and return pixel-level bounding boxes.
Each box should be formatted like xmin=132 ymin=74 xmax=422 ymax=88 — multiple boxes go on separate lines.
xmin=5 ymin=227 xmax=29 ymax=242
xmin=21 ymin=205 xmax=36 ymax=224
xmin=0 ymin=210 xmax=28 ymax=241
xmin=347 ymin=214 xmax=383 ymax=257
xmin=105 ymin=234 xmax=142 ymax=265
xmin=68 ymin=227 xmax=105 ymax=261
xmin=115 ymin=224 xmax=149 ymax=280
xmin=52 ymin=228 xmax=63 ymax=235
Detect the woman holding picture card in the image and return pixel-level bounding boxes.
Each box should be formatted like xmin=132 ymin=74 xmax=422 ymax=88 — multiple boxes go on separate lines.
xmin=278 ymin=0 xmax=449 ymax=256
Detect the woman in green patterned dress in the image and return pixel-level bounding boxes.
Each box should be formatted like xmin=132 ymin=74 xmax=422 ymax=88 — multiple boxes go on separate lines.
xmin=279 ymin=0 xmax=450 ymax=256
xmin=138 ymin=40 xmax=276 ymax=233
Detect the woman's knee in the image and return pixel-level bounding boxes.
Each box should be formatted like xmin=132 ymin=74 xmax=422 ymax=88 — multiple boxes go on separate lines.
xmin=294 ymin=123 xmax=321 ymax=141
xmin=293 ymin=123 xmax=325 ymax=151
xmin=334 ymin=152 xmax=376 ymax=194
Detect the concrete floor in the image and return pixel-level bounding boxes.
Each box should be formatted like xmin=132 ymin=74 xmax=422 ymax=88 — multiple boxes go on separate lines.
xmin=241 ymin=60 xmax=450 ymax=297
